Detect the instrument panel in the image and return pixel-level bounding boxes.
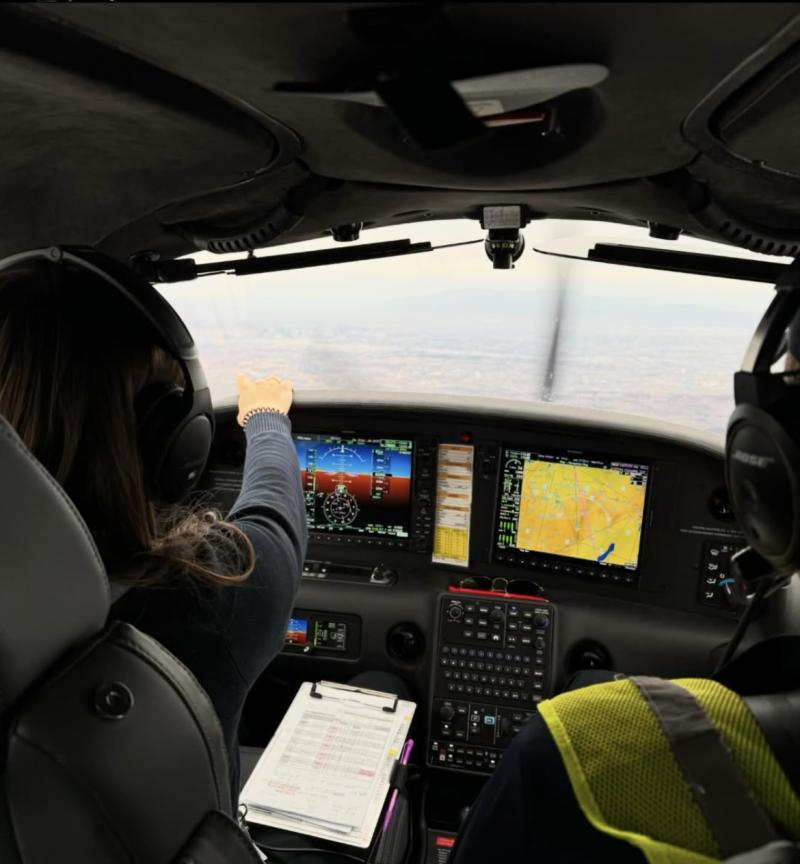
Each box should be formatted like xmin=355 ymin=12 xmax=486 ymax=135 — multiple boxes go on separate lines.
xmin=205 ymin=396 xmax=745 ymax=612
xmin=203 ymin=395 xmax=752 ymax=787
xmin=291 ymin=435 xmax=651 ymax=585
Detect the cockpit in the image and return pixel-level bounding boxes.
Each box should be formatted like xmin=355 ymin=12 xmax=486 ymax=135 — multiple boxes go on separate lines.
xmin=164 ymin=217 xmax=787 ymax=851
xmin=5 ymin=4 xmax=800 ymax=863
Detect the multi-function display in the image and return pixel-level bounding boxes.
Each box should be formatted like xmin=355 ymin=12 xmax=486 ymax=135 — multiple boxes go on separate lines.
xmin=495 ymin=447 xmax=649 ymax=570
xmin=294 ymin=433 xmax=413 ymax=539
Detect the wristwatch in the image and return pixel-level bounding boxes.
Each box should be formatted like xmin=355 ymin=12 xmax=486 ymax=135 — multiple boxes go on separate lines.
xmin=241 ymin=407 xmax=286 ymax=427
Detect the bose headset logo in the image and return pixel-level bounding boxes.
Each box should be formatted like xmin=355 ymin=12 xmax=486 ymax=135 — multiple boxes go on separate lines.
xmin=732 ymin=450 xmax=776 ymax=469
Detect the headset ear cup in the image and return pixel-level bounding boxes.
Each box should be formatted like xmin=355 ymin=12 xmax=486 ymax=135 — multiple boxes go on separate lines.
xmin=136 ymin=383 xmax=186 ymax=500
xmin=726 ymin=402 xmax=800 ymax=572
xmin=136 ymin=383 xmax=212 ymax=502
xmin=161 ymin=413 xmax=213 ymax=502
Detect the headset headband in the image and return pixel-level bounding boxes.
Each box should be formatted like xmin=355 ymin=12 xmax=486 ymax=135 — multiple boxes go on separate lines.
xmin=733 ymin=259 xmax=800 ymax=409
xmin=0 ymin=245 xmax=209 ymax=398
xmin=0 ymin=245 xmax=214 ymax=501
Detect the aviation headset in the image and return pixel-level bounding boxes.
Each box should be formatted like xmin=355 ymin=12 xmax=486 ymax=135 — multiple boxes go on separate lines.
xmin=0 ymin=246 xmax=214 ymax=503
xmin=726 ymin=258 xmax=800 ymax=578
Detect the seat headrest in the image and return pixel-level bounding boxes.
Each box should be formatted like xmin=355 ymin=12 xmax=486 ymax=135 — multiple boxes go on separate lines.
xmin=0 ymin=416 xmax=109 ymax=716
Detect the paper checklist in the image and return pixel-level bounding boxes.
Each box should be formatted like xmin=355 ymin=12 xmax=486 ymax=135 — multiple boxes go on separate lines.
xmin=240 ymin=681 xmax=416 ymax=848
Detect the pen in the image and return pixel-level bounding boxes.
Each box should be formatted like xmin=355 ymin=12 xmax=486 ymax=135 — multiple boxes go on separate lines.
xmin=382 ymin=738 xmax=414 ymax=834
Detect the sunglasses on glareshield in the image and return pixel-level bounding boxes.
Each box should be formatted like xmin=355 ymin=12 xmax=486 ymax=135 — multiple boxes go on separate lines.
xmin=454 ymin=575 xmax=545 ymax=598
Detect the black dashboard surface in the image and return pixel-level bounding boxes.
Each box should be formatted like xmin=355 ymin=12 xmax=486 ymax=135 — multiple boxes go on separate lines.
xmin=199 ymin=393 xmax=759 ymax=817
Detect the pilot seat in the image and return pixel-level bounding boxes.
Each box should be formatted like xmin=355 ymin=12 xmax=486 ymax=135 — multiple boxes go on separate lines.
xmin=0 ymin=414 xmax=262 ymax=864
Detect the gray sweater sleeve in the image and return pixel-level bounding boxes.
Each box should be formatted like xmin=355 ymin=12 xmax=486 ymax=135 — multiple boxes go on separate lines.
xmin=222 ymin=411 xmax=308 ymax=682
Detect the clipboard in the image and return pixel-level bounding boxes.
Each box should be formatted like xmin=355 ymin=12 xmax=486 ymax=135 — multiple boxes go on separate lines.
xmin=310 ymin=680 xmax=400 ymax=713
xmin=240 ymin=681 xmax=416 ymax=848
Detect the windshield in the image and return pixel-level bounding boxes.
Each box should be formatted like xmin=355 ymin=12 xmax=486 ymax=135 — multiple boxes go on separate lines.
xmin=158 ymin=220 xmax=782 ymax=441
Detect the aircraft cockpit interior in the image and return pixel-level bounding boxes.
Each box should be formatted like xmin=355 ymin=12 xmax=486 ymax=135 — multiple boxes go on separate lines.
xmin=5 ymin=4 xmax=800 ymax=864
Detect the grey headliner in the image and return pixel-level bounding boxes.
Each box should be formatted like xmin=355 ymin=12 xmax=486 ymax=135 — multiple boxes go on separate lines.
xmin=2 ymin=3 xmax=800 ymax=264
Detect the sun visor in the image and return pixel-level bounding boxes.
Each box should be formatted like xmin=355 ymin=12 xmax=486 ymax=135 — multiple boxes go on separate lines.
xmin=276 ymin=63 xmax=608 ymax=177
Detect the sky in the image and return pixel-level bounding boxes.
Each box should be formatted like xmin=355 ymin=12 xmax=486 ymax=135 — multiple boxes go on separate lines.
xmin=158 ymin=218 xmax=784 ymax=441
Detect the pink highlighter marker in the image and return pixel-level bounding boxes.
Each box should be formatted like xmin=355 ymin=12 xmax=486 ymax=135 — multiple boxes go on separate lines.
xmin=382 ymin=738 xmax=415 ymax=834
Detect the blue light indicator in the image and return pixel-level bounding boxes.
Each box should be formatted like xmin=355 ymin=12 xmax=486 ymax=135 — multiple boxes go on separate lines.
xmin=484 ymin=716 xmax=496 ymax=726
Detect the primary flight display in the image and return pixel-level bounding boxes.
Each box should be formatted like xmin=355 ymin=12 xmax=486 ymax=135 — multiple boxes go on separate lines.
xmin=495 ymin=447 xmax=649 ymax=570
xmin=293 ymin=433 xmax=413 ymax=539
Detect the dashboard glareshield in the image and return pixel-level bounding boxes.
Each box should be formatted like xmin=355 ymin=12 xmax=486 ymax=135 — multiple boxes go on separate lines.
xmin=493 ymin=446 xmax=650 ymax=572
xmin=294 ymin=433 xmax=414 ymax=540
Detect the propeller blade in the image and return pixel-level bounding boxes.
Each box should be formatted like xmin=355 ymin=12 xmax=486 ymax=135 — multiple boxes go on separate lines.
xmin=540 ymin=261 xmax=568 ymax=402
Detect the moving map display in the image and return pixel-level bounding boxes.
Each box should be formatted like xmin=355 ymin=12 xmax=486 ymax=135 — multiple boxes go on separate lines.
xmin=496 ymin=447 xmax=649 ymax=570
xmin=294 ymin=434 xmax=413 ymax=539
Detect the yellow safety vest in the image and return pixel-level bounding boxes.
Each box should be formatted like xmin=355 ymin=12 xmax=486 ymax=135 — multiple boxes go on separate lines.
xmin=538 ymin=677 xmax=800 ymax=863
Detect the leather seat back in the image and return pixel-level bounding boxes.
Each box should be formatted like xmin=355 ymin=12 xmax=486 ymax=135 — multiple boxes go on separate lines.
xmin=0 ymin=416 xmax=253 ymax=863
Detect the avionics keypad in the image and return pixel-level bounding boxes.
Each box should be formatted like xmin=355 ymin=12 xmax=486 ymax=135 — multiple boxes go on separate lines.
xmin=428 ymin=594 xmax=554 ymax=774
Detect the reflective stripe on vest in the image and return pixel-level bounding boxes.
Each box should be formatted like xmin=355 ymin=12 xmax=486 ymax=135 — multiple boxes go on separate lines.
xmin=538 ymin=678 xmax=800 ymax=864
xmin=630 ymin=677 xmax=776 ymax=857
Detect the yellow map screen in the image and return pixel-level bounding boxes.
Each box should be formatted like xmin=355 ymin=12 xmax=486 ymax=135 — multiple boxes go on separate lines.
xmin=496 ymin=450 xmax=649 ymax=569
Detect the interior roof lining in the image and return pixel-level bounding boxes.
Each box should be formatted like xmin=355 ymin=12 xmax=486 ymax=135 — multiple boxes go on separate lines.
xmin=1 ymin=3 xmax=799 ymax=261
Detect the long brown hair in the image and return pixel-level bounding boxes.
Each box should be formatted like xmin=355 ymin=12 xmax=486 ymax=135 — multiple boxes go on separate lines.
xmin=0 ymin=258 xmax=254 ymax=587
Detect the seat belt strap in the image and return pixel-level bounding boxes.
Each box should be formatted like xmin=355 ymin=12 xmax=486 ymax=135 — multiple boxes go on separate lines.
xmin=630 ymin=676 xmax=778 ymax=858
xmin=746 ymin=689 xmax=800 ymax=800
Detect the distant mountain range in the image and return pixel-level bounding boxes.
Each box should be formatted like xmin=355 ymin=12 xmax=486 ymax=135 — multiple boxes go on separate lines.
xmin=167 ymin=282 xmax=767 ymax=335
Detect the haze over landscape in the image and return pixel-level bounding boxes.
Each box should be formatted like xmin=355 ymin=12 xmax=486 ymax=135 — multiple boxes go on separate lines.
xmin=159 ymin=220 xmax=779 ymax=442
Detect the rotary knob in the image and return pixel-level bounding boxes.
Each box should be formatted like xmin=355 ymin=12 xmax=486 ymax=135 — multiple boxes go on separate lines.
xmin=490 ymin=608 xmax=505 ymax=623
xmin=370 ymin=564 xmax=397 ymax=585
xmin=448 ymin=604 xmax=463 ymax=621
xmin=440 ymin=704 xmax=456 ymax=722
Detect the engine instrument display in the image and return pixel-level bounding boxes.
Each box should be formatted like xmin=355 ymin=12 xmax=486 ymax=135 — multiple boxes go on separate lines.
xmin=294 ymin=433 xmax=413 ymax=539
xmin=284 ymin=616 xmax=348 ymax=652
xmin=495 ymin=447 xmax=649 ymax=570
